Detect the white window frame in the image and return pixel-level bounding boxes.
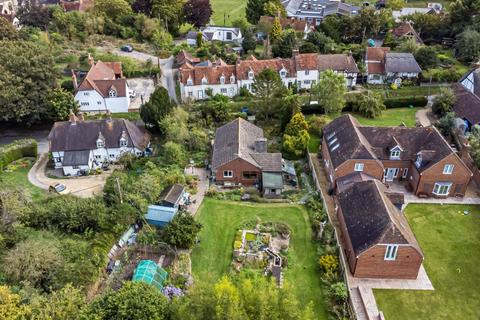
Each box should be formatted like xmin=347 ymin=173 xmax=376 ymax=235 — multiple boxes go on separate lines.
xmin=280 ymin=70 xmax=287 ymax=78
xmin=384 ymin=244 xmax=398 ymax=261
xmin=120 ymin=139 xmax=128 ymax=147
xmin=443 ymin=164 xmax=454 ymax=174
xmin=108 ymin=89 xmax=117 ymax=98
xmin=433 ymin=182 xmax=452 ymax=196
xmin=230 ymin=75 xmax=235 ymax=84
xmin=390 ymin=150 xmax=401 ymax=159
xmin=223 ymin=170 xmax=233 ymax=178
xmin=187 ymin=79 xmax=193 ymax=86
xmin=305 ymin=70 xmax=310 ymax=75
xmin=220 ymin=76 xmax=225 ymax=84
xmin=354 ymin=163 xmax=364 ymax=172
xmin=96 ymin=140 xmax=105 ymax=148
xmin=248 ymin=71 xmax=254 ymax=79
xmin=220 ymin=88 xmax=227 ymax=94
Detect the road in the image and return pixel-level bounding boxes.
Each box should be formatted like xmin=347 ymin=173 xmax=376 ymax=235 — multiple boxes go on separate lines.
xmin=113 ymin=49 xmax=178 ymax=103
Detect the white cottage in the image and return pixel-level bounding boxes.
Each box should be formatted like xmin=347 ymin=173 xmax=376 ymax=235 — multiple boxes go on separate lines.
xmin=73 ymin=55 xmax=131 ymax=113
xmin=48 ymin=113 xmax=151 ymax=176
xmin=186 ymin=26 xmax=243 ymax=46
xmin=179 ymin=53 xmax=359 ymax=101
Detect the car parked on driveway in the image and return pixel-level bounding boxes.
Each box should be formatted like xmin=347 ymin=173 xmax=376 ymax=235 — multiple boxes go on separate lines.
xmin=49 ymin=183 xmax=68 ymax=194
xmin=121 ymin=45 xmax=133 ymax=52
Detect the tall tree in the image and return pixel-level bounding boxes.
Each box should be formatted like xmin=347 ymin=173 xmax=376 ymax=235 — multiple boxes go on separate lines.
xmin=246 ymin=0 xmax=265 ymax=24
xmin=251 ymin=68 xmax=287 ymax=119
xmin=272 ymin=29 xmax=296 ymax=58
xmin=313 ymin=70 xmax=346 ymax=116
xmin=152 ymin=0 xmax=186 ymax=34
xmin=242 ymin=28 xmax=257 ymax=53
xmin=414 ymin=46 xmax=438 ymax=69
xmin=449 ymin=0 xmax=480 ymax=34
xmin=184 ymin=0 xmax=212 ymax=28
xmin=270 ymin=16 xmax=282 ymax=40
xmin=0 ymin=40 xmax=56 ymax=125
xmin=140 ymin=87 xmax=175 ymax=132
xmin=455 ymin=29 xmax=480 ymax=63
xmin=47 ymin=88 xmax=79 ymax=121
xmin=132 ymin=0 xmax=153 ymax=15
xmin=306 ymin=31 xmax=335 ymax=54
xmin=16 ymin=0 xmax=50 ymax=29
xmin=432 ymin=87 xmax=456 ymax=116
xmin=94 ymin=0 xmax=133 ymax=21
xmin=283 ymin=112 xmax=310 ymax=157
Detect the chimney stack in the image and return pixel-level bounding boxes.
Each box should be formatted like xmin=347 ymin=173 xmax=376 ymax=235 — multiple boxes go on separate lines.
xmin=69 ymin=109 xmax=78 ymax=125
xmin=88 ymin=53 xmax=94 ymax=67
xmin=255 ymin=138 xmax=267 ymax=153
xmin=71 ymin=69 xmax=78 ymax=90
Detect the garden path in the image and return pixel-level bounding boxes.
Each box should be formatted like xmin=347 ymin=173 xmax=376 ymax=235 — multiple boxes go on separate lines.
xmin=184 ymin=167 xmax=208 ymax=215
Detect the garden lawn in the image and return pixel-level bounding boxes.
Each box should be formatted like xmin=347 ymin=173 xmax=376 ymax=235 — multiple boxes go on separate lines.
xmin=0 ymin=159 xmax=46 ymax=201
xmin=349 ymin=107 xmax=419 ymax=127
xmin=192 ymin=199 xmax=328 ymax=318
xmin=374 ymin=204 xmax=480 ymax=320
xmin=308 ymin=133 xmax=321 ymax=153
xmin=210 ymin=0 xmax=248 ymax=25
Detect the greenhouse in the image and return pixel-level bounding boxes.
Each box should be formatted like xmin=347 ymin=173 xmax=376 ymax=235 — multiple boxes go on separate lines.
xmin=132 ymin=260 xmax=168 ymax=290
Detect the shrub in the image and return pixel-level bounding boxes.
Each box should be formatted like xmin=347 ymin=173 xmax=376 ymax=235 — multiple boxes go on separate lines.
xmin=319 ymin=254 xmax=339 ymax=275
xmin=234 ymin=240 xmax=243 ymax=249
xmin=328 ymin=282 xmax=348 ymax=303
xmin=384 ymin=96 xmax=427 ymax=108
xmin=0 ymin=139 xmax=37 ymax=169
xmin=307 ymin=115 xmax=331 ymax=137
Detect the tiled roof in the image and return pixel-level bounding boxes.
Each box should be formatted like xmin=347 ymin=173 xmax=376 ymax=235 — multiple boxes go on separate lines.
xmin=385 ymin=53 xmax=422 ymax=73
xmin=392 ymin=22 xmax=423 ymax=44
xmin=366 ymin=47 xmax=390 ymax=61
xmin=212 ymin=118 xmax=282 ymax=172
xmin=367 ymin=62 xmax=384 ymax=74
xmin=159 ymin=184 xmax=185 ymax=206
xmin=180 ymin=53 xmax=359 ymax=85
xmin=77 ymin=60 xmax=126 ymax=97
xmin=324 ymin=114 xmax=459 ymax=172
xmin=453 ymin=76 xmax=480 ymax=125
xmin=48 ymin=119 xmax=151 ymax=152
xmin=338 ymin=180 xmax=422 ymax=256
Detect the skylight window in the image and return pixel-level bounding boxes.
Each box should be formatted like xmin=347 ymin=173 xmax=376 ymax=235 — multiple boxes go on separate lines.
xmin=328 ymin=137 xmax=338 ymax=146
xmin=331 ymin=143 xmax=340 ymax=151
xmin=327 ymin=132 xmax=336 ymax=140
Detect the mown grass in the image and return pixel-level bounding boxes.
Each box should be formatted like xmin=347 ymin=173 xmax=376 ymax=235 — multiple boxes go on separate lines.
xmin=350 ymin=107 xmax=420 ymax=127
xmin=191 ymin=198 xmax=328 ymax=318
xmin=375 ymin=204 xmax=480 ymax=320
xmin=211 ymin=0 xmax=248 ymax=26
xmin=0 ymin=158 xmax=46 ymax=201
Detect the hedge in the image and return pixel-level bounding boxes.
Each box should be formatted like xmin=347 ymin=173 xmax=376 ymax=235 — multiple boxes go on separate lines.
xmin=302 ymin=95 xmax=427 ymax=114
xmin=0 ymin=139 xmax=38 ymax=169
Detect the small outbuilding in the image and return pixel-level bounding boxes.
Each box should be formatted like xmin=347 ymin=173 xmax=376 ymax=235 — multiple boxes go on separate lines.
xmin=145 ymin=184 xmax=187 ymax=227
xmin=145 ymin=205 xmax=178 ymax=227
xmin=158 ymin=184 xmax=186 ymax=208
xmin=132 ymin=260 xmax=168 ymax=290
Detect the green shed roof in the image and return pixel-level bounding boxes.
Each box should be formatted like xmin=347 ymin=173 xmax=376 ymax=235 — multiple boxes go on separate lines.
xmin=132 ymin=260 xmax=168 ymax=290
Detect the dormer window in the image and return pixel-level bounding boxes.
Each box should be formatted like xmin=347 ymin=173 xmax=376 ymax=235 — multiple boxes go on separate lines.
xmin=120 ymin=138 xmax=128 ymax=147
xmin=280 ymin=69 xmax=287 ymax=78
xmin=97 ymin=139 xmax=105 ymax=148
xmin=230 ymin=75 xmax=235 ymax=84
xmin=390 ymin=149 xmax=401 ymax=159
xmin=201 ymin=76 xmax=208 ymax=85
xmin=220 ymin=75 xmax=225 ymax=84
xmin=248 ymin=70 xmax=254 ymax=80
xmin=187 ymin=78 xmax=193 ymax=86
xmin=415 ymin=154 xmax=422 ymax=168
xmin=108 ymin=89 xmax=117 ymax=97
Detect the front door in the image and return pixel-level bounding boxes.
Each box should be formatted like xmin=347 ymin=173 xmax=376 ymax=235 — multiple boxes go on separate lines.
xmin=385 ymin=168 xmax=396 ymax=182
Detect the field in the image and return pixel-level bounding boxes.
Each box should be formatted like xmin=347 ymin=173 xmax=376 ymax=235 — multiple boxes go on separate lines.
xmin=375 ymin=204 xmax=480 ymax=319
xmin=191 ymin=198 xmax=328 ymax=318
xmin=210 ymin=0 xmax=248 ymax=25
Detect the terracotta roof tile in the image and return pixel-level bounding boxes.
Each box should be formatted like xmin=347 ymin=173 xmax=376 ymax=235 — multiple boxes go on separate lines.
xmin=366 ymin=47 xmax=390 ymax=61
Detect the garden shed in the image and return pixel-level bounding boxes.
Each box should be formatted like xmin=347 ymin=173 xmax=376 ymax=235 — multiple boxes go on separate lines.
xmin=145 ymin=205 xmax=178 ymax=227
xmin=132 ymin=260 xmax=168 ymax=290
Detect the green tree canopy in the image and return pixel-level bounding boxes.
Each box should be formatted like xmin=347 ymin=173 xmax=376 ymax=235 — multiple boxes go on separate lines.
xmin=272 ymin=29 xmax=297 ymax=58
xmin=47 ymin=88 xmax=79 ymax=121
xmin=162 ymin=212 xmax=202 ymax=249
xmin=82 ymin=282 xmax=169 ymax=320
xmin=251 ymin=68 xmax=287 ymax=119
xmin=455 ymin=29 xmax=480 ymax=63
xmin=0 ymin=40 xmax=57 ymax=125
xmin=140 ymin=87 xmax=175 ymax=132
xmin=0 ymin=17 xmax=18 ymax=40
xmin=313 ymin=70 xmax=346 ymax=116
xmin=355 ymin=90 xmax=386 ymax=118
xmin=94 ymin=0 xmax=133 ymax=21
xmin=306 ymin=31 xmax=335 ymax=54
xmin=432 ymin=87 xmax=456 ymax=116
xmin=242 ymin=28 xmax=257 ymax=53
xmin=414 ymin=46 xmax=438 ymax=69
xmin=0 ymin=286 xmax=31 ymax=320
xmin=270 ymin=16 xmax=282 ymax=41
xmin=283 ymin=112 xmax=310 ymax=158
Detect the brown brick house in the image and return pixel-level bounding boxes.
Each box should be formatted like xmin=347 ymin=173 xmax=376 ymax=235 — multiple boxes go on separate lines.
xmin=211 ymin=118 xmax=283 ymax=196
xmin=322 ymin=115 xmax=472 ymax=198
xmin=336 ymin=179 xmax=424 ymax=279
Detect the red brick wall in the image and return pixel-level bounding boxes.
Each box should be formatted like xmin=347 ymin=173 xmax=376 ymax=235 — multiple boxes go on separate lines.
xmin=354 ymin=245 xmax=423 ymax=279
xmin=336 ymin=159 xmax=384 ymax=181
xmin=417 ymin=153 xmax=472 ymax=197
xmin=215 ymin=158 xmax=261 ymax=186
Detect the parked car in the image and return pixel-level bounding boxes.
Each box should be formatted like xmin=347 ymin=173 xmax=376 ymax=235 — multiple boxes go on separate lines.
xmin=121 ymin=45 xmax=133 ymax=52
xmin=49 ymin=183 xmax=68 ymax=194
